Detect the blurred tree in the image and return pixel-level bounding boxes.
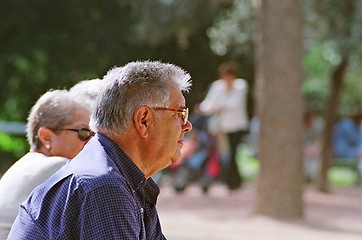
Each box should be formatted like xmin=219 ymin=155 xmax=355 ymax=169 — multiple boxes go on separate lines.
xmin=208 ymin=0 xmax=361 ymax=115
xmin=207 ymin=0 xmax=362 ymax=193
xmin=303 ymin=0 xmax=362 ymax=192
xmin=254 ymin=0 xmax=304 ymax=219
xmin=0 ymin=0 xmax=134 ymax=121
xmin=207 ymin=0 xmax=255 ymax=59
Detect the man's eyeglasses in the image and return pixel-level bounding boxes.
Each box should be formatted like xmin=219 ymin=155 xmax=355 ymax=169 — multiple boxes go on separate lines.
xmin=152 ymin=106 xmax=189 ymax=125
xmin=52 ymin=128 xmax=95 ymax=141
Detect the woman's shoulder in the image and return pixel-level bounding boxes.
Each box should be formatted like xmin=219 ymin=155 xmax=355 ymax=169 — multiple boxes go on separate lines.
xmin=234 ymin=78 xmax=248 ymax=86
xmin=211 ymin=79 xmax=225 ymax=87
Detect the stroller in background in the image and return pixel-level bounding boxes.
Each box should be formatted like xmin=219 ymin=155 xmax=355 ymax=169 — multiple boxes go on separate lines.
xmin=171 ymin=128 xmax=221 ymax=193
xmin=154 ymin=104 xmax=222 ymax=193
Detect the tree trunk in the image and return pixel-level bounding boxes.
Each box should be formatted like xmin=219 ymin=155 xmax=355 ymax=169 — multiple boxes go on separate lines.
xmin=316 ymin=56 xmax=349 ymax=192
xmin=254 ymin=0 xmax=304 ymax=219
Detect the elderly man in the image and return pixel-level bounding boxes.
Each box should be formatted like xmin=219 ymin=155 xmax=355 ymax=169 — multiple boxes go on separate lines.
xmin=8 ymin=61 xmax=192 ymax=239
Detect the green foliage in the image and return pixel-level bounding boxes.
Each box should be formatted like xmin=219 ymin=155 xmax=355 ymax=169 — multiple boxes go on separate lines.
xmin=0 ymin=133 xmax=27 ymax=153
xmin=208 ymin=0 xmax=361 ymax=115
xmin=303 ymin=43 xmax=331 ymax=112
xmin=207 ymin=0 xmax=256 ymax=58
xmin=328 ymin=167 xmax=359 ymax=186
xmin=0 ymin=0 xmax=227 ymax=124
xmin=303 ymin=0 xmax=362 ymax=114
xmin=237 ymin=144 xmax=259 ymax=181
xmin=305 ymin=0 xmax=362 ymax=53
xmin=237 ymin=146 xmax=359 ymax=186
xmin=130 ymin=0 xmax=219 ymax=48
xmin=302 ymin=42 xmax=361 ymax=114
xmin=0 ymin=1 xmax=114 ymax=121
xmin=0 ymin=49 xmax=50 ymax=120
xmin=0 ymin=133 xmax=28 ymax=174
xmin=341 ymin=55 xmax=362 ymax=115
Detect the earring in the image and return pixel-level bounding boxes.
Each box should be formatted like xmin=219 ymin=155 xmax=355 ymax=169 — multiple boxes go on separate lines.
xmin=45 ymin=143 xmax=51 ymax=150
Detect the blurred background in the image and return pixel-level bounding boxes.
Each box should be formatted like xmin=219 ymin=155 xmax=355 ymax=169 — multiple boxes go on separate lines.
xmin=0 ymin=0 xmax=361 ymax=238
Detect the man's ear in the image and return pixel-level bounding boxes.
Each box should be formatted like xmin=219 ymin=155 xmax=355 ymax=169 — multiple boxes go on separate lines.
xmin=37 ymin=127 xmax=54 ymax=146
xmin=133 ymin=106 xmax=150 ymax=138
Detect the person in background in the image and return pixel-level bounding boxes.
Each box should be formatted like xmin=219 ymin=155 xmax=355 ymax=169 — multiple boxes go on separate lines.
xmin=249 ymin=115 xmax=260 ymax=158
xmin=303 ymin=110 xmax=324 ymax=182
xmin=199 ymin=60 xmax=249 ymax=190
xmin=332 ymin=112 xmax=362 ymax=160
xmin=172 ymin=103 xmax=220 ymax=193
xmin=332 ymin=112 xmax=362 ymax=184
xmin=8 ymin=60 xmax=192 ymax=239
xmin=0 ymin=89 xmax=94 ymax=239
xmin=69 ymin=78 xmax=104 ymax=111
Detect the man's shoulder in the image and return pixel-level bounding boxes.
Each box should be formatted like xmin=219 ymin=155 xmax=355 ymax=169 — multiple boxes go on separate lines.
xmin=70 ymin=162 xmax=126 ymax=194
xmin=22 ymin=140 xmax=128 ymax=215
xmin=31 ymin=138 xmax=125 ymax=201
xmin=66 ymin=138 xmax=126 ymax=192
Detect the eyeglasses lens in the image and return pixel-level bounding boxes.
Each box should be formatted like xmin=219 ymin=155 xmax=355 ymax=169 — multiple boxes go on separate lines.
xmin=78 ymin=129 xmax=92 ymax=141
xmin=151 ymin=106 xmax=189 ymax=125
xmin=183 ymin=108 xmax=189 ymax=125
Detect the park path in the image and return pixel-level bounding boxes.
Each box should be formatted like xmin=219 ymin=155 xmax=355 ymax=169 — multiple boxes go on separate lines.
xmin=157 ymin=182 xmax=362 ymax=240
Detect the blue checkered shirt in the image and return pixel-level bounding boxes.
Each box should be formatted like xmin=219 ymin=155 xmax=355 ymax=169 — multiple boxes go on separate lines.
xmin=8 ymin=133 xmax=166 ymax=239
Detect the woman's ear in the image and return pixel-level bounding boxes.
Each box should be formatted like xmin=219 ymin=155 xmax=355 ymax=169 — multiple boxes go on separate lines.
xmin=133 ymin=106 xmax=150 ymax=138
xmin=37 ymin=127 xmax=54 ymax=148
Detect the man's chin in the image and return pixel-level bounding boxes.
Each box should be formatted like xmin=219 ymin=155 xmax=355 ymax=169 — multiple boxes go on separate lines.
xmin=170 ymin=154 xmax=182 ymax=164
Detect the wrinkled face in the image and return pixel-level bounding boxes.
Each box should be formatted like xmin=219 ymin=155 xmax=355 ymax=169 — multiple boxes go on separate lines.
xmin=49 ymin=107 xmax=92 ymax=159
xmin=149 ymin=87 xmax=192 ymax=172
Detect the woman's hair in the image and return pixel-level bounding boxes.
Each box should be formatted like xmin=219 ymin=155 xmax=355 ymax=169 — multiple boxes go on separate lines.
xmin=69 ymin=78 xmax=106 ymax=112
xmin=27 ymin=89 xmax=89 ymax=151
xmin=91 ymin=60 xmax=192 ymax=134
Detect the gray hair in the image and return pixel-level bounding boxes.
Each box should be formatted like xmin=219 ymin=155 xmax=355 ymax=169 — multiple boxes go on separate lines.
xmin=27 ymin=89 xmax=89 ymax=151
xmin=91 ymin=60 xmax=192 ymax=134
xmin=69 ymin=78 xmax=105 ymax=111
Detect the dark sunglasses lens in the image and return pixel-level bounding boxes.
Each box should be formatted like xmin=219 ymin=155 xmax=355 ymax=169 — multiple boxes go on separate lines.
xmin=78 ymin=129 xmax=92 ymax=141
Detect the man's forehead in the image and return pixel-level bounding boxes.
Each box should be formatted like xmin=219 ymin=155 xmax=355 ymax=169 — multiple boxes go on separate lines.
xmin=168 ymin=88 xmax=186 ymax=107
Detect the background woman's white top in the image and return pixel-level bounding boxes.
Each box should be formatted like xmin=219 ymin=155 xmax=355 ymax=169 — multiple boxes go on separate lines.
xmin=200 ymin=78 xmax=249 ymax=134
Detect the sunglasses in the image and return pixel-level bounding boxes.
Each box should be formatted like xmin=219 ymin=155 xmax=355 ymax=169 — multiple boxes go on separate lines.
xmin=53 ymin=128 xmax=95 ymax=141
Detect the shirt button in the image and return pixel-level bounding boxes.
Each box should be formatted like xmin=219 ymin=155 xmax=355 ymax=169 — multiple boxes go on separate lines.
xmin=140 ymin=208 xmax=144 ymax=213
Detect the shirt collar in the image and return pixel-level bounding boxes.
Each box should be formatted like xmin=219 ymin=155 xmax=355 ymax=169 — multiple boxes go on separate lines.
xmin=97 ymin=133 xmax=160 ymax=206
